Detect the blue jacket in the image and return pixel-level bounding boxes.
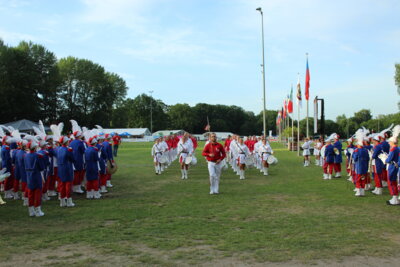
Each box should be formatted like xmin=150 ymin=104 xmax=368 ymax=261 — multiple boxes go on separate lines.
xmin=96 ymin=143 xmax=107 ymax=175
xmin=85 ymin=146 xmax=99 ymax=181
xmin=346 ymin=144 xmax=355 ymax=160
xmin=15 ymin=149 xmax=27 ymax=182
xmin=25 ymin=151 xmax=45 ymax=190
xmin=1 ymin=145 xmax=12 ymax=172
xmin=57 ymin=146 xmax=74 ymax=182
xmin=352 ymin=147 xmax=369 ymax=175
xmin=385 ymin=146 xmax=399 ymax=181
xmin=333 ymin=140 xmax=342 ymax=163
xmin=69 ymin=139 xmax=86 ymax=171
xmin=324 ymin=144 xmax=335 ymax=163
xmin=37 ymin=149 xmax=50 ymax=180
xmin=103 ymin=141 xmax=113 ymax=161
xmin=372 ymin=143 xmax=384 ymax=174
xmin=381 ymin=141 xmax=390 ymax=154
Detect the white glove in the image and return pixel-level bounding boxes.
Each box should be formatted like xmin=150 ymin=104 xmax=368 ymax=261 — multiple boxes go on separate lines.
xmin=378 ymin=153 xmax=388 ymax=164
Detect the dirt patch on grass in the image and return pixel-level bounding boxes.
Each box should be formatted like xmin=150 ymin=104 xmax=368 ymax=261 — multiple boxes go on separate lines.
xmin=3 ymin=242 xmax=400 ymax=267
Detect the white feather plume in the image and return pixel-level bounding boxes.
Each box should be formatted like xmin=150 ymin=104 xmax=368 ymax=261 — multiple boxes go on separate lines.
xmin=391 ymin=125 xmax=400 ymax=140
xmin=11 ymin=130 xmax=22 ymax=142
xmin=379 ymin=123 xmax=394 ymax=137
xmin=95 ymin=125 xmax=103 ymax=130
xmin=354 ymin=128 xmax=366 ymax=146
xmin=50 ymin=124 xmax=61 ymax=139
xmin=38 ymin=120 xmax=46 ymax=134
xmin=70 ymin=119 xmax=82 ymax=133
xmin=0 ymin=126 xmax=5 ymax=137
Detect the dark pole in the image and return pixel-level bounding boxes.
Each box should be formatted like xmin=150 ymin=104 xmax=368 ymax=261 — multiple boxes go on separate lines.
xmin=320 ymin=98 xmax=325 ymax=138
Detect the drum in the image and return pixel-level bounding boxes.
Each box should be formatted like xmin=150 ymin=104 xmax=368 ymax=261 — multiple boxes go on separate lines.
xmin=185 ymin=156 xmax=193 ymax=165
xmin=159 ymin=154 xmax=168 ymax=164
xmin=106 ymin=161 xmax=118 ymax=174
xmin=267 ymin=155 xmax=278 ymax=165
xmin=191 ymin=156 xmax=197 ymax=166
xmin=245 ymin=155 xmax=254 ymax=166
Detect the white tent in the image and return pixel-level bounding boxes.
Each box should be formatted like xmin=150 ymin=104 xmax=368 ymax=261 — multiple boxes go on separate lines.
xmin=102 ymin=128 xmax=151 ymax=137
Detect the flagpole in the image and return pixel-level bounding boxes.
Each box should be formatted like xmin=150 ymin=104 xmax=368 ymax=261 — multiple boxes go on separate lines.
xmin=297 ymin=73 xmax=300 ymax=156
xmin=305 ymin=53 xmax=310 ymax=138
xmin=291 ymin=113 xmax=294 ymax=151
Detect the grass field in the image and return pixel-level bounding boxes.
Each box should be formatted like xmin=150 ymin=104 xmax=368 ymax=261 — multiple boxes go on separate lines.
xmin=1 ymin=141 xmax=400 ymax=266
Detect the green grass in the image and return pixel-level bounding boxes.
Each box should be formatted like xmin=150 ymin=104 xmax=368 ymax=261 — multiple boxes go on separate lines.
xmin=1 ymin=141 xmax=400 ymax=266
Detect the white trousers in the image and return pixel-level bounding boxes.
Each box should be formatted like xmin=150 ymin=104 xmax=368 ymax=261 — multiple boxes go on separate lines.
xmin=208 ymin=161 xmax=222 ymax=193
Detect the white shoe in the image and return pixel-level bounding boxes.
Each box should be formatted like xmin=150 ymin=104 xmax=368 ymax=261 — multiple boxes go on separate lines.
xmin=22 ymin=197 xmax=28 ymax=206
xmin=387 ymin=196 xmax=399 ymax=205
xmin=335 ymin=173 xmax=341 ymax=178
xmin=355 ymin=188 xmax=362 ymax=197
xmin=5 ymin=190 xmax=13 ymax=199
xmin=28 ymin=206 xmax=35 ymax=217
xmin=66 ymin=198 xmax=75 ymax=207
xmin=106 ymin=181 xmax=113 ymax=188
xmin=100 ymin=186 xmax=108 ymax=193
xmin=86 ymin=191 xmax=93 ymax=199
xmin=323 ymin=173 xmax=328 ymax=180
xmin=35 ymin=206 xmax=45 ymax=217
xmin=94 ymin=191 xmax=101 ymax=199
xmin=360 ymin=188 xmax=365 ymax=196
xmin=365 ymin=184 xmax=371 ymax=191
xmin=60 ymin=198 xmax=67 ymax=207
xmin=13 ymin=192 xmax=20 ymax=200
xmin=373 ymin=188 xmax=382 ymax=195
xmin=209 ymin=191 xmax=214 ymax=195
xmin=328 ymin=174 xmax=332 ymax=180
xmin=76 ymin=186 xmax=84 ymax=194
xmin=371 ymin=187 xmax=377 ymax=194
xmin=347 ymin=177 xmax=353 ymax=182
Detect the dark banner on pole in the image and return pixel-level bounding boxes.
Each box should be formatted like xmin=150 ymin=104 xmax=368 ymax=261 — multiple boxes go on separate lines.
xmin=314 ymin=96 xmax=318 ymax=134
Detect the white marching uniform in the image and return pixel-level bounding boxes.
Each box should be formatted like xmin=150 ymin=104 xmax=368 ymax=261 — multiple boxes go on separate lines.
xmin=313 ymin=142 xmax=322 ymax=156
xmin=229 ymin=140 xmax=240 ymax=174
xmin=178 ymin=140 xmax=193 ymax=164
xmin=302 ymin=141 xmax=312 ymax=156
xmin=257 ymin=143 xmax=273 ymax=175
xmin=151 ymin=143 xmax=165 ymax=174
xmin=237 ymin=144 xmax=250 ymax=165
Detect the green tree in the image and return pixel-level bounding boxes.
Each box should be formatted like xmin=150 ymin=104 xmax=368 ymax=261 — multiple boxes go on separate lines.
xmin=168 ymin=104 xmax=195 ymax=132
xmin=352 ymin=109 xmax=372 ymax=125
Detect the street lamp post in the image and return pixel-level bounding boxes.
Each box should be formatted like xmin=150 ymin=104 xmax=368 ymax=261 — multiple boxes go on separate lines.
xmin=256 ymin=7 xmax=267 ymax=138
xmin=149 ymin=90 xmax=154 ymax=134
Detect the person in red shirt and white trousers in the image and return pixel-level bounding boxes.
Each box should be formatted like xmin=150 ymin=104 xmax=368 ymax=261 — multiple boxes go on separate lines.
xmin=202 ymin=133 xmax=226 ymax=195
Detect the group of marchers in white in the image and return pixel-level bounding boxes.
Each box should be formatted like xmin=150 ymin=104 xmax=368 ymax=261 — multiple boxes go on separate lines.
xmin=152 ymin=133 xmax=278 ymax=194
xmin=0 ymin=120 xmax=120 ymax=217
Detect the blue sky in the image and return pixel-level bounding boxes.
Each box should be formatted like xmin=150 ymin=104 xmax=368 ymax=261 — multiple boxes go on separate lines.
xmin=0 ymin=0 xmax=399 ymax=120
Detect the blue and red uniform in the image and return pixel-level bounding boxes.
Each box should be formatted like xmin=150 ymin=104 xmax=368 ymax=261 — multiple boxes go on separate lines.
xmin=96 ymin=143 xmax=107 ymax=187
xmin=372 ymin=143 xmax=384 ymax=188
xmin=25 ymin=151 xmax=45 ymax=207
xmin=85 ymin=145 xmax=100 ymax=192
xmin=70 ymin=139 xmax=86 ymax=187
xmin=103 ymin=140 xmax=114 ymax=182
xmin=385 ymin=146 xmax=399 ymax=196
xmin=15 ymin=149 xmax=27 ymax=198
xmin=57 ymin=145 xmax=74 ymax=199
xmin=352 ymin=147 xmax=369 ymax=189
xmin=1 ymin=144 xmax=14 ymax=192
xmin=324 ymin=143 xmax=335 ymax=174
xmin=333 ymin=140 xmax=343 ymax=173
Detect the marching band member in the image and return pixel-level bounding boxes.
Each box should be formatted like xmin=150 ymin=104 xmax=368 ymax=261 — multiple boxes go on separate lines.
xmin=352 ymin=129 xmax=369 ymax=197
xmin=57 ymin=135 xmax=75 ymax=207
xmin=96 ymin=135 xmax=108 ymax=193
xmin=313 ymin=138 xmax=322 ymax=166
xmin=333 ymin=134 xmax=343 ymax=178
xmin=301 ymin=138 xmax=312 ymax=167
xmin=258 ymin=138 xmax=273 ymax=176
xmin=85 ymin=136 xmax=101 ymax=199
xmin=202 ymin=132 xmax=226 ymax=194
xmin=178 ymin=134 xmax=193 ymax=179
xmin=151 ymin=138 xmax=163 ymax=175
xmin=1 ymin=132 xmax=15 ymax=199
xmin=15 ymin=140 xmax=28 ymax=205
xmin=37 ymin=139 xmax=51 ymax=201
xmin=229 ymin=135 xmax=240 ymax=174
xmin=323 ymin=137 xmax=335 ymax=180
xmin=363 ymin=137 xmax=373 ymax=191
xmin=384 ymin=125 xmax=400 ymax=205
xmin=24 ymin=137 xmax=45 ymax=216
xmin=103 ymin=134 xmax=114 ymax=188
xmin=379 ymin=125 xmax=392 ymax=187
xmin=70 ymin=120 xmax=86 ymax=194
xmin=371 ymin=135 xmax=384 ymax=195
xmin=237 ymin=137 xmax=250 ymax=180
xmin=345 ymin=138 xmax=355 ymax=178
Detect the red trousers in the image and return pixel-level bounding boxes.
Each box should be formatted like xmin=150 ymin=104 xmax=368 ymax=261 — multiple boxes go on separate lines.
xmin=73 ymin=170 xmax=85 ymax=186
xmin=325 ymin=163 xmax=334 ymax=174
xmin=48 ymin=167 xmax=57 ymax=191
xmin=105 ymin=168 xmax=112 ymax=181
xmin=86 ymin=180 xmax=99 ymax=191
xmin=346 ymin=159 xmax=351 ymax=174
xmin=4 ymin=170 xmax=14 ymax=191
xmin=373 ymin=169 xmax=383 ymax=188
xmin=60 ymin=181 xmax=72 ymax=198
xmin=13 ymin=179 xmax=20 ymax=193
xmin=388 ymin=180 xmax=398 ymax=196
xmin=21 ymin=182 xmax=28 ymax=198
xmin=100 ymin=174 xmax=108 ymax=186
xmin=333 ymin=163 xmax=341 ymax=173
xmin=355 ymin=174 xmax=366 ymax=189
xmin=382 ymin=169 xmax=388 ymax=182
xmin=42 ymin=177 xmax=49 ymax=194
xmin=28 ymin=188 xmax=42 ymax=207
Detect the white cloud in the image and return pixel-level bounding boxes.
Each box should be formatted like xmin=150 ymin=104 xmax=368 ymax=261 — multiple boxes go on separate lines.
xmin=0 ymin=28 xmax=37 ymax=44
